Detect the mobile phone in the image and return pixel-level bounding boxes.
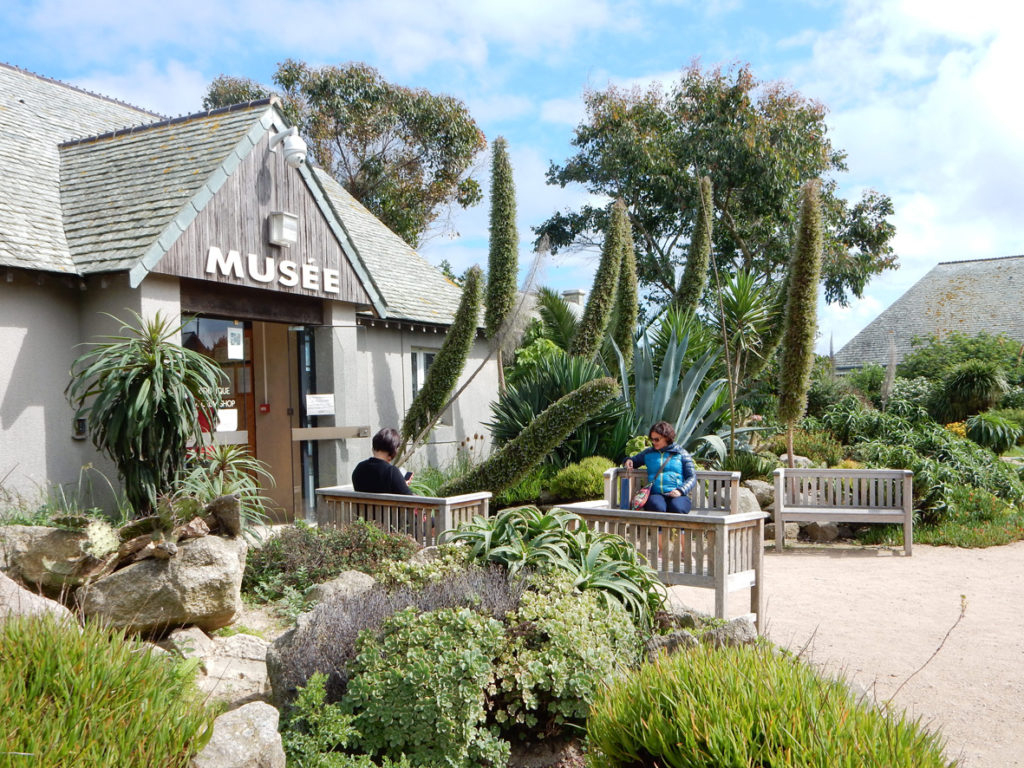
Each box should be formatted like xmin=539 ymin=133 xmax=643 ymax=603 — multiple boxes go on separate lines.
xmin=404 ymin=471 xmax=413 ymax=481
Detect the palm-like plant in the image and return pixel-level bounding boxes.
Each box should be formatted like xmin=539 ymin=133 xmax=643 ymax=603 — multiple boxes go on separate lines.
xmin=534 ymin=286 xmax=579 ymax=352
xmin=66 ymin=311 xmax=225 ymax=515
xmin=178 ymin=444 xmax=274 ymax=534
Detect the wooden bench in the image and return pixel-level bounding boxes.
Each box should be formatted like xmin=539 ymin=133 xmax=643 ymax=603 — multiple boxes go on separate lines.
xmin=773 ymin=468 xmax=914 ymax=555
xmin=559 ymin=468 xmax=767 ymax=629
xmin=315 ymin=485 xmax=492 ymax=546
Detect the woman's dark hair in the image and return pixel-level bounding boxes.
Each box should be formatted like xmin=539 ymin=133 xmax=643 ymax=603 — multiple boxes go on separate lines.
xmin=649 ymin=421 xmax=676 ymax=443
xmin=372 ymin=427 xmax=402 ymax=458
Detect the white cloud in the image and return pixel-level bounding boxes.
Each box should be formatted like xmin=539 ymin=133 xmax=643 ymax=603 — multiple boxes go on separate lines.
xmin=75 ymin=59 xmax=210 ymax=117
xmin=539 ymin=97 xmax=586 ymax=125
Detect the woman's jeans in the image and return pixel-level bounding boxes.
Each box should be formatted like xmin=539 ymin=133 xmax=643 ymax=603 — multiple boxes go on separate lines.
xmin=644 ymin=493 xmax=692 ymax=514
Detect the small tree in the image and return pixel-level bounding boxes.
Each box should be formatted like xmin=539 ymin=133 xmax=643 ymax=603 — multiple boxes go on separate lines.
xmin=569 ymin=201 xmax=625 ymax=360
xmin=486 ymin=137 xmax=519 ymax=391
xmin=439 ymin=377 xmax=620 ymax=496
xmin=778 ymin=180 xmax=824 ymax=466
xmin=673 ymin=175 xmax=712 ymax=315
xmin=400 ymin=267 xmax=483 ymax=457
xmin=65 ymin=311 xmax=225 ymax=515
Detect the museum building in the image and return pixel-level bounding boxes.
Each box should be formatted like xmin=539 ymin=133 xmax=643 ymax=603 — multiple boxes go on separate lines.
xmin=0 ymin=63 xmax=497 ymax=521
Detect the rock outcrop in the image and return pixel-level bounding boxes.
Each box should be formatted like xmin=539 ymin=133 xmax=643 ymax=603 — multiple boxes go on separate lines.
xmin=78 ymin=535 xmax=247 ymax=633
xmin=0 ymin=571 xmax=75 ymax=625
xmin=190 ymin=701 xmax=285 ymax=768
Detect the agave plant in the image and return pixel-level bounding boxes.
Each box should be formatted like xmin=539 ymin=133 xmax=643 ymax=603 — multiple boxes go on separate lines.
xmin=966 ymin=411 xmax=1022 ymax=454
xmin=613 ymin=330 xmax=728 ymax=460
xmin=449 ymin=506 xmax=665 ymax=625
xmin=178 ymin=443 xmax=274 ymax=535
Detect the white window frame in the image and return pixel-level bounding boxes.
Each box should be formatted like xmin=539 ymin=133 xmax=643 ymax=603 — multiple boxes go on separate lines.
xmin=411 ymin=348 xmax=452 ymax=426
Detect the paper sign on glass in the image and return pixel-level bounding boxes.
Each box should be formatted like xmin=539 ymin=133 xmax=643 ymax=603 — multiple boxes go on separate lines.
xmin=227 ymin=327 xmax=244 ymax=360
xmin=305 ymin=393 xmax=335 ymax=416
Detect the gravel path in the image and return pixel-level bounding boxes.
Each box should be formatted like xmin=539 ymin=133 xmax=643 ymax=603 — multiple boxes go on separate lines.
xmin=667 ymin=541 xmax=1024 ymax=767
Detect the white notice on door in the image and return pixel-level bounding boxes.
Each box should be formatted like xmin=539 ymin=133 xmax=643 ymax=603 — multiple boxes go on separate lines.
xmin=227 ymin=326 xmax=244 ymax=360
xmin=305 ymin=393 xmax=335 ymax=416
xmin=216 ymin=409 xmax=238 ymax=431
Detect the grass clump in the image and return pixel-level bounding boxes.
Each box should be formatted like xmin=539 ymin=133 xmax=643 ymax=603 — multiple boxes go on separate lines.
xmin=243 ymin=519 xmax=417 ymax=599
xmin=0 ymin=614 xmax=213 ymax=768
xmin=588 ymin=644 xmax=953 ymax=768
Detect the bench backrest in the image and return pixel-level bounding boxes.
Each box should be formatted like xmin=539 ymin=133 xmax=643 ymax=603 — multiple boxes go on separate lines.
xmin=604 ymin=467 xmax=740 ymax=514
xmin=773 ymin=468 xmax=912 ymax=510
xmin=315 ymin=485 xmax=491 ymax=546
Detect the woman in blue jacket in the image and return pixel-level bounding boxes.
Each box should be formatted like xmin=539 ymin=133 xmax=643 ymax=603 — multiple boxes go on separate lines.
xmin=624 ymin=421 xmax=697 ymax=513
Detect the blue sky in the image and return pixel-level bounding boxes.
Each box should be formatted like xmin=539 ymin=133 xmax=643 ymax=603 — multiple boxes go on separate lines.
xmin=2 ymin=0 xmax=1021 ymax=353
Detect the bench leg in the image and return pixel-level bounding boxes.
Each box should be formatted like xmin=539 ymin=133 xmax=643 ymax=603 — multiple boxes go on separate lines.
xmin=775 ymin=514 xmax=785 ymax=552
xmin=904 ymin=516 xmax=913 ymax=556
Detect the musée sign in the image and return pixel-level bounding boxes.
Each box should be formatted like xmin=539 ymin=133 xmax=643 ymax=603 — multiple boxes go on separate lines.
xmin=205 ymin=246 xmax=342 ymax=295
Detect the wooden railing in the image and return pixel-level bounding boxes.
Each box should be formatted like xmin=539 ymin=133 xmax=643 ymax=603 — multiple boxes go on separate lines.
xmin=315 ymin=485 xmax=491 ymax=547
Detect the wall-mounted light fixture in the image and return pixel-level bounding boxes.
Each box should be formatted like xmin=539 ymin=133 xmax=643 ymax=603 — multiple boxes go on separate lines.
xmin=268 ymin=126 xmax=308 ymax=168
xmin=268 ymin=211 xmax=299 ymax=247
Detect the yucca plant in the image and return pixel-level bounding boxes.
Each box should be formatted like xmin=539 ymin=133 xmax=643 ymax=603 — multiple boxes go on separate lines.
xmin=178 ymin=443 xmax=274 ymax=533
xmin=934 ymin=360 xmax=1009 ymax=422
xmin=966 ymin=411 xmax=1021 ymax=454
xmin=66 ymin=311 xmax=226 ymax=516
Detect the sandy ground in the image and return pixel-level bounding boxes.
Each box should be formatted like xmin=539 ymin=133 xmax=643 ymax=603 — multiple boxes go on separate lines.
xmin=667 ymin=541 xmax=1024 ymax=768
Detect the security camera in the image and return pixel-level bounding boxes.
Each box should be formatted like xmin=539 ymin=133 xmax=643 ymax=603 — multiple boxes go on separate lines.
xmin=269 ymin=127 xmax=308 ymax=169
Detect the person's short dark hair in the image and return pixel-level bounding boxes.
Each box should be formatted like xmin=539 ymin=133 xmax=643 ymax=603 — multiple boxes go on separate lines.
xmin=649 ymin=421 xmax=676 ymax=443
xmin=372 ymin=427 xmax=402 ymax=458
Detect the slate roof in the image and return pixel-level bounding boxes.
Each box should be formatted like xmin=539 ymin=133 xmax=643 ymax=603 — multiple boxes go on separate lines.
xmin=835 ymin=255 xmax=1024 ymax=370
xmin=62 ymin=102 xmax=273 ymax=274
xmin=310 ymin=166 xmax=465 ymax=325
xmin=0 ymin=63 xmax=161 ymax=273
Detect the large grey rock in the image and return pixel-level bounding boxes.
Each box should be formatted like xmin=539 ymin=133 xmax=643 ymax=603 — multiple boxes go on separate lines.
xmin=734 ymin=487 xmax=762 ymax=516
xmin=742 ymin=479 xmax=774 ymax=508
xmin=646 ymin=629 xmax=699 ymax=660
xmin=160 ymin=626 xmax=217 ymax=660
xmin=265 ymin=611 xmax=315 ymax=707
xmin=780 ymin=454 xmax=816 ymax=468
xmin=765 ymin=522 xmax=800 ymax=542
xmin=190 ymin=701 xmax=285 ymax=768
xmin=0 ymin=571 xmax=76 ymax=625
xmin=78 ymin=535 xmax=247 ymax=633
xmin=803 ymin=521 xmax=840 ymax=542
xmin=197 ymin=633 xmax=272 ymax=708
xmin=703 ymin=617 xmax=758 ymax=648
xmin=305 ymin=570 xmax=375 ymax=605
xmin=0 ymin=525 xmax=88 ymax=592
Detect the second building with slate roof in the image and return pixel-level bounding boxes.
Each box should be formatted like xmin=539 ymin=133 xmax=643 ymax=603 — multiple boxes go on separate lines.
xmin=835 ymin=255 xmax=1024 ymax=372
xmin=0 ymin=63 xmax=497 ymax=521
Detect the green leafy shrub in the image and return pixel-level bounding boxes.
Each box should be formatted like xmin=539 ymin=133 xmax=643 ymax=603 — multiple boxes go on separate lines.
xmin=0 ymin=615 xmax=213 ymax=768
xmin=1001 ymin=385 xmax=1024 ymax=409
xmin=450 ymin=506 xmax=665 ymax=626
xmin=898 ymin=331 xmax=1024 ymax=383
xmin=587 ymin=645 xmax=952 ymax=768
xmin=720 ymin=451 xmax=779 ymax=481
xmin=845 ymin=362 xmax=886 ymax=404
xmin=243 ymin=520 xmax=417 ymax=599
xmin=966 ymin=411 xmax=1022 ymax=453
xmin=487 ymin=356 xmax=629 ymax=468
xmin=344 ymin=607 xmax=509 ymax=768
xmin=280 ymin=673 xmax=416 ymax=768
xmin=548 ymin=456 xmax=615 ymax=500
xmin=763 ymin=427 xmax=843 ymax=466
xmin=490 ymin=572 xmax=639 ymax=737
xmin=272 ymin=565 xmax=525 ymax=704
xmin=985 ymin=408 xmax=1024 ymax=439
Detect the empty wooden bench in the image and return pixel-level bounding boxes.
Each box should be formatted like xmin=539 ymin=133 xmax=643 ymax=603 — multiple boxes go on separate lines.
xmin=559 ymin=468 xmax=767 ymax=629
xmin=315 ymin=485 xmax=492 ymax=546
xmin=773 ymin=468 xmax=914 ymax=555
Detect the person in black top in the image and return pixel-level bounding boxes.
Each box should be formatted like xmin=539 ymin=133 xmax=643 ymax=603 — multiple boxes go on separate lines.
xmin=351 ymin=427 xmax=414 ymax=494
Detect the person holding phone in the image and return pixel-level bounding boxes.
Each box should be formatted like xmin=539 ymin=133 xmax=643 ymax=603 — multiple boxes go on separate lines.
xmin=351 ymin=427 xmax=414 ymax=494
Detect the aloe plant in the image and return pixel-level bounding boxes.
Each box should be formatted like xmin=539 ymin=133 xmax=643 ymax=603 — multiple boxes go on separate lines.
xmin=613 ymin=330 xmax=728 ymax=460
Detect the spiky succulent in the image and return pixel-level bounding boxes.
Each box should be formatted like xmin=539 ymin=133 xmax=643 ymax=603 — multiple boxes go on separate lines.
xmin=82 ymin=519 xmax=120 ymax=558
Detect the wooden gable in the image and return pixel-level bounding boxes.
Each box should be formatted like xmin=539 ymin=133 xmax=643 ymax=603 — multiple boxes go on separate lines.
xmin=153 ymin=130 xmax=372 ymax=307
